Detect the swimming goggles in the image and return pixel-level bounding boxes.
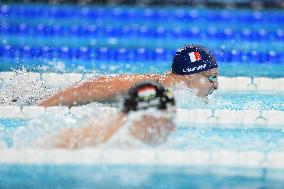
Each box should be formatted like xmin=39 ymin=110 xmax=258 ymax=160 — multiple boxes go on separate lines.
xmin=199 ymin=72 xmax=218 ymax=83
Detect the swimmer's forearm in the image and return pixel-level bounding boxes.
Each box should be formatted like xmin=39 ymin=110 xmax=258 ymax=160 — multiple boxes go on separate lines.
xmin=39 ymin=87 xmax=89 ymax=107
xmin=39 ymin=82 xmax=114 ymax=107
xmin=52 ymin=114 xmax=125 ymax=149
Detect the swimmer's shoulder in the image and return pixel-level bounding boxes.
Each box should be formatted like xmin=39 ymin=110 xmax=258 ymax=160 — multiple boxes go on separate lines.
xmin=87 ymin=74 xmax=133 ymax=82
xmin=87 ymin=73 xmax=162 ymax=81
xmin=85 ymin=73 xmax=164 ymax=90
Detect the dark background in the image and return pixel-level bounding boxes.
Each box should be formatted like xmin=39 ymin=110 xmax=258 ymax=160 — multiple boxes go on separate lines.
xmin=1 ymin=0 xmax=284 ymax=9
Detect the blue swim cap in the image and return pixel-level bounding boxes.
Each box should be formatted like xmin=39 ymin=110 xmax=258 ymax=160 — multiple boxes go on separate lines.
xmin=171 ymin=44 xmax=218 ymax=75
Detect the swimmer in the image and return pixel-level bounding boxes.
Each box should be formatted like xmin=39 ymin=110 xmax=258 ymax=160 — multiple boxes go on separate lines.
xmin=39 ymin=44 xmax=218 ymax=107
xmin=44 ymin=81 xmax=176 ymax=149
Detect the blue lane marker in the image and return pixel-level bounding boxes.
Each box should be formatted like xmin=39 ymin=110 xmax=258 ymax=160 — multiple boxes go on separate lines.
xmin=0 ymin=45 xmax=283 ymax=63
xmin=1 ymin=24 xmax=283 ymax=41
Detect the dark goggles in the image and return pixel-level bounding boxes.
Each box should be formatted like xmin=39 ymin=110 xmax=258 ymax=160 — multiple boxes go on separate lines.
xmin=200 ymin=73 xmax=218 ymax=83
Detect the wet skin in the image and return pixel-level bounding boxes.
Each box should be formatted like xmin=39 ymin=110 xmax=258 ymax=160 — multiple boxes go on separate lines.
xmin=165 ymin=68 xmax=219 ymax=97
xmin=39 ymin=68 xmax=219 ymax=107
xmin=193 ymin=68 xmax=219 ymax=96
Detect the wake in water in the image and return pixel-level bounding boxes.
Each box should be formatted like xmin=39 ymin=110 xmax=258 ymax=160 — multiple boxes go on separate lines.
xmin=12 ymin=112 xmax=80 ymax=148
xmin=10 ymin=81 xmax=177 ymax=149
xmin=8 ymin=104 xmax=284 ymax=153
xmin=170 ymin=82 xmax=284 ymax=111
xmin=170 ymin=82 xmax=212 ymax=109
xmin=10 ymin=107 xmax=174 ymax=150
xmin=0 ymin=69 xmax=54 ymax=106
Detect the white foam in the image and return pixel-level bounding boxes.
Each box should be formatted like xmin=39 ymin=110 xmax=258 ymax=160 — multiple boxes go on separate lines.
xmin=42 ymin=73 xmax=82 ymax=88
xmin=0 ymin=72 xmax=15 ymax=85
xmin=0 ymin=70 xmax=52 ymax=106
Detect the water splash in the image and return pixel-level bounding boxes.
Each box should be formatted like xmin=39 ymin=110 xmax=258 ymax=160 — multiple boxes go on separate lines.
xmin=37 ymin=60 xmax=66 ymax=72
xmin=11 ymin=107 xmax=121 ymax=149
xmin=0 ymin=69 xmax=54 ymax=106
xmin=9 ymin=105 xmax=176 ymax=150
xmin=12 ymin=113 xmax=79 ymax=148
xmin=170 ymin=82 xmax=208 ymax=109
xmin=104 ymin=108 xmax=175 ymax=149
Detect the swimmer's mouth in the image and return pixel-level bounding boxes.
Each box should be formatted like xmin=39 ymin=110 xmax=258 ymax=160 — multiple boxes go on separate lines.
xmin=206 ymin=90 xmax=214 ymax=96
xmin=207 ymin=86 xmax=218 ymax=96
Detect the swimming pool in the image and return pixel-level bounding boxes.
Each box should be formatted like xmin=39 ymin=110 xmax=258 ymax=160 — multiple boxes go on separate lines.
xmin=1 ymin=2 xmax=284 ymax=189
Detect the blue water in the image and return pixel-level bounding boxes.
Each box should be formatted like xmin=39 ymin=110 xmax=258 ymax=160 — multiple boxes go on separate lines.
xmin=1 ymin=58 xmax=284 ymax=77
xmin=1 ymin=164 xmax=284 ymax=189
xmin=1 ymin=117 xmax=284 ymax=188
xmin=172 ymin=126 xmax=284 ymax=152
xmin=174 ymin=91 xmax=284 ymax=111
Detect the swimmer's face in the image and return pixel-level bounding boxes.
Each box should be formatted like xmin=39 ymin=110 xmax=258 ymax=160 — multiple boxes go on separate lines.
xmin=130 ymin=113 xmax=175 ymax=145
xmin=182 ymin=68 xmax=219 ymax=97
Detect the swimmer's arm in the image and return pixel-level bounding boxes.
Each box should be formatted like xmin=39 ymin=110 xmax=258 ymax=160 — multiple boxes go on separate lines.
xmin=38 ymin=75 xmax=138 ymax=107
xmin=51 ymin=124 xmax=103 ymax=149
xmin=51 ymin=114 xmax=125 ymax=149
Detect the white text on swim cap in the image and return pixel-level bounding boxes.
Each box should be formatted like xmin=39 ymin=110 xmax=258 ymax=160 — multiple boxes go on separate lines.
xmin=182 ymin=64 xmax=206 ymax=73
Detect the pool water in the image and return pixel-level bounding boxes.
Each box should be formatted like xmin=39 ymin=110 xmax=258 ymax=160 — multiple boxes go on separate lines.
xmin=1 ymin=164 xmax=283 ymax=189
xmin=1 ymin=118 xmax=284 ymax=152
xmin=177 ymin=91 xmax=284 ymax=111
